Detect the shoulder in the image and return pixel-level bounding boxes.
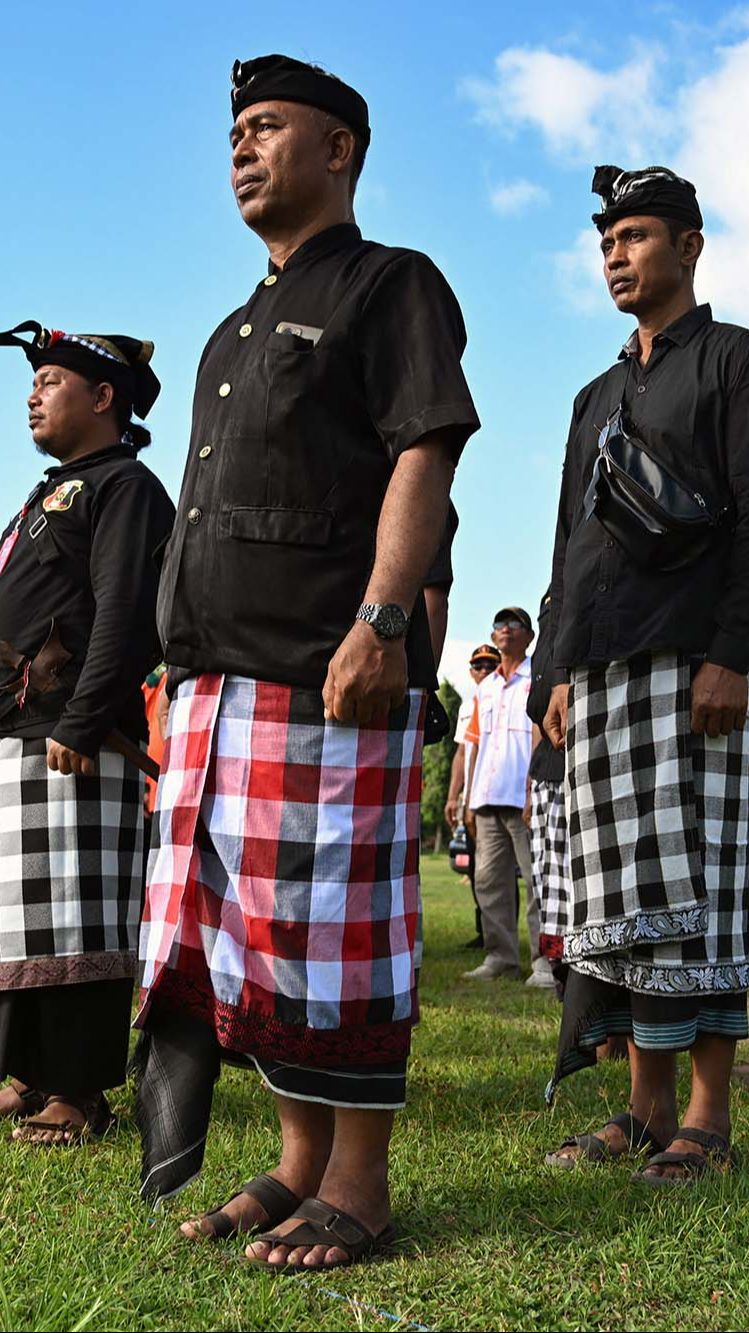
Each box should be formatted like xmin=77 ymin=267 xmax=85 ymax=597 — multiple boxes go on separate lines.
xmin=572 ymin=362 xmax=622 ymax=418
xmin=92 ymin=456 xmax=174 ymax=513
xmin=356 ymin=242 xmax=460 ymax=303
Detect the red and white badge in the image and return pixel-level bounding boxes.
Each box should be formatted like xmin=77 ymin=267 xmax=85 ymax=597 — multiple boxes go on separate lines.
xmin=43 ymin=480 xmax=84 ymax=512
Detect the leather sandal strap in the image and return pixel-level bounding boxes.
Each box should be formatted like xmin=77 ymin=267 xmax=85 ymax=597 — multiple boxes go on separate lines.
xmin=555 ymin=1134 xmax=609 ymax=1161
xmin=241 ymin=1173 xmax=301 ymax=1223
xmin=645 ymin=1150 xmax=711 ymax=1174
xmin=605 ymin=1112 xmax=665 ymax=1154
xmin=675 ymin=1127 xmax=731 ymax=1157
xmin=255 ymin=1196 xmax=378 ymax=1259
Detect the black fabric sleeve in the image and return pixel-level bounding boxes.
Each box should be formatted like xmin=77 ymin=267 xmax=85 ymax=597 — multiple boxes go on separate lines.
xmin=358 ymin=252 xmax=480 ymax=464
xmin=424 ymin=501 xmax=459 ymax=590
xmin=550 ymin=402 xmax=581 ymax=677
xmin=707 ymin=343 xmax=749 ymax=673
xmin=51 ymin=474 xmax=175 ymax=755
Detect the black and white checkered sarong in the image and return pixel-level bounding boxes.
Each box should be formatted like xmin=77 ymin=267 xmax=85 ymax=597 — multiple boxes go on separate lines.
xmin=530 ymin=778 xmax=570 ymax=938
xmin=563 ymin=652 xmax=749 ymax=994
xmin=0 ymin=736 xmax=144 ymax=989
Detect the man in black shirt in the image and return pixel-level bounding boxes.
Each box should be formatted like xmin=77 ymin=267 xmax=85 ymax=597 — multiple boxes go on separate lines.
xmin=0 ymin=323 xmax=174 ymax=1144
xmin=136 ymin=55 xmax=478 ymax=1265
xmin=544 ymin=166 xmax=749 ymax=1181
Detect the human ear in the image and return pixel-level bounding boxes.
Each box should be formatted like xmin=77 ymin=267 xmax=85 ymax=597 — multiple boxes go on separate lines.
xmin=93 ymin=381 xmax=115 ymax=415
xmin=327 ymin=125 xmax=355 ymax=175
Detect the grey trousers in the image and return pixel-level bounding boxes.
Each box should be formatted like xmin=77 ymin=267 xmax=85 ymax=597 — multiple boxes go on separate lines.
xmin=474 ymin=806 xmax=540 ymax=972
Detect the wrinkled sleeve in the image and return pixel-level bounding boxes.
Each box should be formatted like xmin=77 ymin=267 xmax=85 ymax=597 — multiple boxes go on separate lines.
xmin=52 ymin=475 xmax=175 ymax=755
xmin=358 ymin=252 xmax=480 ymax=465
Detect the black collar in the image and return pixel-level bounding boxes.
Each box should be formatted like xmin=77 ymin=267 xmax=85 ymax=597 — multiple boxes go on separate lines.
xmin=619 ymin=303 xmax=713 ymax=360
xmin=268 ymin=223 xmax=362 ymax=275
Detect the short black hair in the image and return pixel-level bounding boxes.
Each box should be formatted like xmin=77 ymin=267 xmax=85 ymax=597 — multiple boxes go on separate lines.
xmin=663 ymin=214 xmax=701 ymax=273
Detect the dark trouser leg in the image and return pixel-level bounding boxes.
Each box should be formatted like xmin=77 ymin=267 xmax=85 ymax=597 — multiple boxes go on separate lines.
xmin=0 ymin=977 xmax=134 ymax=1095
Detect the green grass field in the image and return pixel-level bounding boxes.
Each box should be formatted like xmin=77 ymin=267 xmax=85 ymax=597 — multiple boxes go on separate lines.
xmin=3 ymin=855 xmax=749 ymax=1332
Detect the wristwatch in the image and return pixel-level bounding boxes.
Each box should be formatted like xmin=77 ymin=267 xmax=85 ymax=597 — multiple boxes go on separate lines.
xmin=355 ymin=602 xmax=410 ymax=640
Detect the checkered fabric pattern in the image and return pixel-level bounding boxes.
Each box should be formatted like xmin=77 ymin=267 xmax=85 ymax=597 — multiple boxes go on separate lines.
xmin=0 ymin=736 xmax=144 ymax=989
xmin=564 ymin=652 xmax=749 ymax=994
xmin=137 ymin=674 xmax=426 ymax=1066
xmin=530 ymin=778 xmax=570 ymax=939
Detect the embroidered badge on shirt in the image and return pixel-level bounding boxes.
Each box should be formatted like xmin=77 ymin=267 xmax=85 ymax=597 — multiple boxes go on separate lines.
xmin=43 ymin=480 xmax=84 ymax=512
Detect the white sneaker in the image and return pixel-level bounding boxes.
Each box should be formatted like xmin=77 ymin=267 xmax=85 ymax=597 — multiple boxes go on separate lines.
xmin=462 ymin=959 xmax=519 ymax=981
xmin=525 ymin=957 xmax=557 ymax=989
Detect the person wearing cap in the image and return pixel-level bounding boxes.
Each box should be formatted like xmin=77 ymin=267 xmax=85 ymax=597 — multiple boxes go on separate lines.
xmin=135 ymin=54 xmax=478 ymax=1267
xmin=444 ymin=643 xmax=501 ymax=948
xmin=0 ymin=323 xmax=174 ymax=1145
xmin=543 ymin=166 xmax=749 ymax=1181
xmin=462 ymin=610 xmax=554 ymax=988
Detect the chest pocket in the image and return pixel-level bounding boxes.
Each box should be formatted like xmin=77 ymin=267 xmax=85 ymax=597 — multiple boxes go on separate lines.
xmin=263 ymin=336 xmax=338 ymax=504
xmin=28 ymin=514 xmax=61 ymax=566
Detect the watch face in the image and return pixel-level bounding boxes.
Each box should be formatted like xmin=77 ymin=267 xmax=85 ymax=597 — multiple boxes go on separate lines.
xmin=374 ymin=604 xmax=409 ymax=639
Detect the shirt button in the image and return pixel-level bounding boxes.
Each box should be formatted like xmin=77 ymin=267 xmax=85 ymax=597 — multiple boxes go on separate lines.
xmin=598 ymin=582 xmax=608 ymax=592
xmin=637 ymin=384 xmax=647 ymax=394
xmin=218 ymin=382 xmax=231 ymax=397
xmin=264 ymin=275 xmax=278 ymax=287
xmin=239 ymin=323 xmax=253 ymax=337
xmin=187 ymin=507 xmax=202 ymax=525
xmin=605 ymin=539 xmax=614 ymax=548
xmin=199 ymin=445 xmax=212 ymax=459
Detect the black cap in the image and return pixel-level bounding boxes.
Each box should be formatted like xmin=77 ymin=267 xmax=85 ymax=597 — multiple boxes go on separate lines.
xmin=0 ymin=321 xmax=160 ymax=418
xmin=493 ymin=606 xmax=533 ymax=634
xmin=591 ymin=164 xmax=703 ymax=234
xmin=231 ymin=53 xmax=370 ymax=146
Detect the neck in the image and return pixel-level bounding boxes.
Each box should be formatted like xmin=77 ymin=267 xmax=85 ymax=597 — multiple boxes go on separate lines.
xmin=500 ymin=651 xmax=525 ymax=679
xmin=54 ymin=430 xmax=121 ymax=466
xmin=260 ymin=199 xmax=354 ymax=270
xmin=636 ymin=289 xmax=697 ymax=364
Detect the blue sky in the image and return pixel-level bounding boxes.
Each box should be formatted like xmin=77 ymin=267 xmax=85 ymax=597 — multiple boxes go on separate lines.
xmin=2 ymin=0 xmax=747 ymax=697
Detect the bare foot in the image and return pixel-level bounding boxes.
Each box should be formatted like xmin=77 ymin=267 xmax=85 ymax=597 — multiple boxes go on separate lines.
xmin=246 ymin=1169 xmax=391 ymax=1269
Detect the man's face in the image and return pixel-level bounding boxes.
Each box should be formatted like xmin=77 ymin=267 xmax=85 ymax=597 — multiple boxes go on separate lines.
xmin=469 ymin=661 xmax=496 ymax=685
xmin=600 ymin=215 xmax=691 ymax=315
xmin=491 ymin=620 xmax=533 ymax=656
xmin=27 ymin=365 xmax=99 ymax=459
xmin=230 ymin=100 xmax=335 ymax=231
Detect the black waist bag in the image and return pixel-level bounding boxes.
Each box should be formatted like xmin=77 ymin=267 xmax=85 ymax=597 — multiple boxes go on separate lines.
xmin=584 ymin=406 xmax=733 ymax=572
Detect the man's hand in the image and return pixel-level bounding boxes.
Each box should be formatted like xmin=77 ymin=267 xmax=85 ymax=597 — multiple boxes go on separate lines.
xmin=156 ymin=682 xmax=171 ymax=742
xmin=323 ymin=620 xmax=407 ymax=724
xmin=444 ymin=797 xmax=459 ymax=828
xmin=464 ymin=807 xmax=477 ymax=840
xmin=544 ymin=683 xmax=570 ymax=750
xmin=691 ymin=662 xmax=748 ymax=738
xmin=47 ymin=740 xmax=96 ymax=777
xmin=522 ymin=793 xmax=532 ymax=829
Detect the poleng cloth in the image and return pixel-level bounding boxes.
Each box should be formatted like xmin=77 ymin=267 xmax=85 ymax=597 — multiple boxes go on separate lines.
xmin=137 ymin=674 xmax=426 ymax=1066
xmin=0 ymin=737 xmax=144 ymax=988
xmin=563 ymin=651 xmax=749 ymax=994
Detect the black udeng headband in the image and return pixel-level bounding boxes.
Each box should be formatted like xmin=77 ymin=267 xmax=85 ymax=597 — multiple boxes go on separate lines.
xmin=231 ymin=53 xmax=371 ymax=147
xmin=591 ymin=164 xmax=703 ymax=233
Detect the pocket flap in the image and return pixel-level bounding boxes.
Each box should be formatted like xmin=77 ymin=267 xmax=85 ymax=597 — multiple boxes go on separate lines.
xmin=228 ymin=507 xmax=333 ymax=547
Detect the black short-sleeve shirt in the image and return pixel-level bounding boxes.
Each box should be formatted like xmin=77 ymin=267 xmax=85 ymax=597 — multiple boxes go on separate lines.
xmin=158 ymin=223 xmax=479 ymax=690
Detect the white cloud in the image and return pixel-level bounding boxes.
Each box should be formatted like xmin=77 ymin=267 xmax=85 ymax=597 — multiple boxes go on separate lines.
xmin=461 ymin=44 xmax=668 ymax=162
xmin=466 ymin=35 xmax=749 ymax=323
xmin=489 ymin=179 xmax=549 ymax=216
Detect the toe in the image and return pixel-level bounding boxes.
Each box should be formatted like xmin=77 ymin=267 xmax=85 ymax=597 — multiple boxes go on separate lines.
xmin=323 ymin=1246 xmax=349 ymax=1266
xmin=267 ymin=1244 xmax=293 ymax=1265
xmin=301 ymin=1245 xmax=328 ymax=1267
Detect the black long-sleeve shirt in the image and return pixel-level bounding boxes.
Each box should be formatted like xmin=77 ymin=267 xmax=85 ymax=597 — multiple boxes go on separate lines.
xmin=551 ymin=304 xmax=749 ymax=674
xmin=0 ymin=444 xmax=175 ymax=755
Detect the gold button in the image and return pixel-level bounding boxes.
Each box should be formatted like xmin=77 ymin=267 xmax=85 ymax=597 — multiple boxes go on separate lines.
xmin=187 ymin=507 xmax=202 ymax=525
xmin=218 ymin=382 xmax=231 ymax=397
xmin=239 ymin=323 xmax=253 ymax=338
xmin=199 ymin=445 xmax=212 ymax=459
xmin=264 ymin=275 xmax=278 ymax=286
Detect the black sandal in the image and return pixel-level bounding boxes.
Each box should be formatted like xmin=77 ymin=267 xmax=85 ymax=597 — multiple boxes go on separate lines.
xmin=13 ymin=1092 xmax=113 ymax=1145
xmin=185 ymin=1172 xmax=302 ymax=1241
xmin=631 ymin=1127 xmax=738 ymax=1185
xmin=545 ymin=1111 xmax=665 ymax=1169
xmin=248 ymin=1196 xmax=396 ymax=1272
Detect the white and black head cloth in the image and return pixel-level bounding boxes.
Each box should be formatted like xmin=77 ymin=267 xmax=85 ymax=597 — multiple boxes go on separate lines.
xmin=591 ymin=165 xmax=703 ymax=234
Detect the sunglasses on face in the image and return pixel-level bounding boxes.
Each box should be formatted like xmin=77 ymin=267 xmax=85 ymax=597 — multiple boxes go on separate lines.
xmin=493 ymin=619 xmax=524 ymax=631
xmin=470 ymin=660 xmax=496 ymax=671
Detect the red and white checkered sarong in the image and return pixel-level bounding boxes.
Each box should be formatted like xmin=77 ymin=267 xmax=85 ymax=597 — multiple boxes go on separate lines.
xmin=137 ymin=674 xmax=426 ymax=1066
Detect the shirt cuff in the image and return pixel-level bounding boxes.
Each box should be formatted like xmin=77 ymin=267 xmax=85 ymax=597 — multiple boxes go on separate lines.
xmin=50 ymin=718 xmax=106 ymax=758
xmin=550 ymin=668 xmax=570 ymax=686
xmin=706 ymin=629 xmax=749 ymax=675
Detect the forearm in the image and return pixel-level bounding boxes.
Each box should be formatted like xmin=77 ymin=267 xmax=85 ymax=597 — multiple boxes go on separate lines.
xmin=447 ymin=745 xmax=465 ymax=802
xmin=424 ymin=584 xmax=449 ymax=665
xmin=364 ymin=437 xmax=455 ymax=609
